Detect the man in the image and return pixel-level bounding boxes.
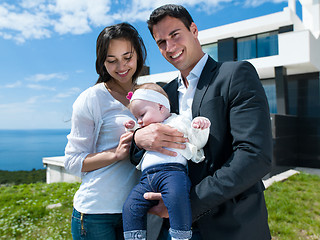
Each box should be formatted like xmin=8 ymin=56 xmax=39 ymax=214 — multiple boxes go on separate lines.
xmin=130 ymin=4 xmax=272 ymax=240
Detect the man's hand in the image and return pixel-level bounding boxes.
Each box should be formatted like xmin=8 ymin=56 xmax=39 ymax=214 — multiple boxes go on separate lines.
xmin=144 ymin=192 xmax=169 ymax=218
xmin=134 ymin=123 xmax=187 ymax=156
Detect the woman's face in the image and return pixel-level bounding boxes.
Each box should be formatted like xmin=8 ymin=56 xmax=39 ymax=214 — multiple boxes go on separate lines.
xmin=104 ymin=38 xmax=138 ymax=85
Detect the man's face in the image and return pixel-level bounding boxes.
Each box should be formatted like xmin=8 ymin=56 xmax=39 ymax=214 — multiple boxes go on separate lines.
xmin=152 ymin=16 xmax=203 ymax=78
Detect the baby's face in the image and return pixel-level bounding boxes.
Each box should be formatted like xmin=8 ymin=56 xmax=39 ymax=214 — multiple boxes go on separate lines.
xmin=130 ymin=99 xmax=167 ymax=127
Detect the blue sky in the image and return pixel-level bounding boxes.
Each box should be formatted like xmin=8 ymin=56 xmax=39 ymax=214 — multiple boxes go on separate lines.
xmin=0 ymin=0 xmax=293 ymax=129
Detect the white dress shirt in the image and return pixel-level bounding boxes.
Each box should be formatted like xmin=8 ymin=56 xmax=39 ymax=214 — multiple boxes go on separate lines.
xmin=178 ymin=54 xmax=208 ymax=119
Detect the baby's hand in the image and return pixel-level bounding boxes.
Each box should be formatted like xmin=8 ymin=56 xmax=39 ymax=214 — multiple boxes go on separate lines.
xmin=192 ymin=117 xmax=211 ymax=130
xmin=124 ymin=120 xmax=136 ymax=131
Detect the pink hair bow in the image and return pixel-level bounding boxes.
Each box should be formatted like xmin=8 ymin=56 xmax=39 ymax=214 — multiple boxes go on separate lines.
xmin=126 ymin=91 xmax=133 ymax=100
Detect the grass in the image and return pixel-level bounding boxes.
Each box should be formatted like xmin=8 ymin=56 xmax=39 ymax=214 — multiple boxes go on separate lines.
xmin=0 ymin=172 xmax=319 ymax=239
xmin=265 ymin=172 xmax=320 ymax=239
xmin=0 ymin=182 xmax=80 ymax=239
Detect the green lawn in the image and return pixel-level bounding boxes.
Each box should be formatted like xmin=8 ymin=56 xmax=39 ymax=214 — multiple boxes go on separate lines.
xmin=265 ymin=172 xmax=320 ymax=240
xmin=0 ymin=182 xmax=79 ymax=239
xmin=0 ymin=172 xmax=319 ymax=239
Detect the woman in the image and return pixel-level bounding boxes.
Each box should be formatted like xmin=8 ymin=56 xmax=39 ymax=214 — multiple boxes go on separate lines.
xmin=64 ymin=22 xmax=147 ymax=240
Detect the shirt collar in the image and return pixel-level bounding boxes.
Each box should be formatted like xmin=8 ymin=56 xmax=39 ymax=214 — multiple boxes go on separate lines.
xmin=178 ymin=53 xmax=208 ymax=88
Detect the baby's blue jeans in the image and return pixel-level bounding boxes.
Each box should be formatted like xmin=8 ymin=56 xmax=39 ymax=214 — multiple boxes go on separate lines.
xmin=122 ymin=163 xmax=192 ymax=240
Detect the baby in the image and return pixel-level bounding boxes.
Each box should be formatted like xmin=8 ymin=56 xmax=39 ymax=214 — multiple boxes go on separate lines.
xmin=122 ymin=83 xmax=210 ymax=240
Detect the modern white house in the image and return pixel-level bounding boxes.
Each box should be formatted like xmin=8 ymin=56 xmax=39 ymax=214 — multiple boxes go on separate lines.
xmin=43 ymin=0 xmax=320 ymax=183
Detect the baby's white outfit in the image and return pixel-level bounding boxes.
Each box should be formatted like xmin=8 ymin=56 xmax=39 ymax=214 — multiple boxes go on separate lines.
xmin=129 ymin=113 xmax=210 ymax=171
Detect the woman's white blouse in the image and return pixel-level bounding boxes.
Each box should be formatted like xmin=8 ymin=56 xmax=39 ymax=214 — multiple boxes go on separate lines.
xmin=64 ymin=83 xmax=140 ymax=214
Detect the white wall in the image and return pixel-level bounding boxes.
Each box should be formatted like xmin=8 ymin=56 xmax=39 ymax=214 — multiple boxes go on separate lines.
xmin=300 ymin=0 xmax=320 ymax=38
xmin=43 ymin=156 xmax=80 ymax=184
xmin=250 ymin=30 xmax=320 ymax=78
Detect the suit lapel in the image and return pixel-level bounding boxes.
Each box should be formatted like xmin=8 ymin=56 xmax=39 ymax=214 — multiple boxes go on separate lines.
xmin=164 ymin=78 xmax=179 ymax=114
xmin=192 ymin=57 xmax=217 ymax=118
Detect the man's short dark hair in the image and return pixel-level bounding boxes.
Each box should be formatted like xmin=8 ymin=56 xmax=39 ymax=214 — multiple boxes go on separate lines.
xmin=147 ymin=4 xmax=194 ymax=37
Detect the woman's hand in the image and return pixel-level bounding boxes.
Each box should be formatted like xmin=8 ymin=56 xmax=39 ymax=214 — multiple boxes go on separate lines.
xmin=134 ymin=123 xmax=187 ymax=156
xmin=114 ymin=131 xmax=134 ymax=161
xmin=82 ymin=131 xmax=133 ymax=172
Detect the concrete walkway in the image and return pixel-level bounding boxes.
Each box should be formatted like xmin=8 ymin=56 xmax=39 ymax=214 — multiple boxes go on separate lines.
xmin=294 ymin=167 xmax=320 ymax=176
xmin=263 ymin=167 xmax=320 ymax=189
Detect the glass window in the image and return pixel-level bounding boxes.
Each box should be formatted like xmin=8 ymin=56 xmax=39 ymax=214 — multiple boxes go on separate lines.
xmin=202 ymin=43 xmax=218 ymax=61
xmin=262 ymin=79 xmax=277 ymax=114
xmin=237 ymin=36 xmax=256 ymax=60
xmin=287 ymin=74 xmax=320 ymax=117
xmin=257 ymin=31 xmax=278 ymax=58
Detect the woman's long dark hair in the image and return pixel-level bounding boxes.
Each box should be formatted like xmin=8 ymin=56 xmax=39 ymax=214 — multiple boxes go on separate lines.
xmin=95 ymin=22 xmax=147 ymax=84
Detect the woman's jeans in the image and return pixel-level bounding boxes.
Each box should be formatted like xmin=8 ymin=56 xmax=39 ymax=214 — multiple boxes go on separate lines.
xmin=122 ymin=163 xmax=192 ymax=240
xmin=71 ymin=208 xmax=124 ymax=240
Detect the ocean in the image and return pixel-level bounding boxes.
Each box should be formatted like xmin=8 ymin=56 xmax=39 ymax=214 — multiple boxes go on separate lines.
xmin=0 ymin=129 xmax=70 ymax=171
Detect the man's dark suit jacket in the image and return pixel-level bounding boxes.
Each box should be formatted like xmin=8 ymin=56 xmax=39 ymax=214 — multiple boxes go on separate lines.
xmin=130 ymin=56 xmax=272 ymax=240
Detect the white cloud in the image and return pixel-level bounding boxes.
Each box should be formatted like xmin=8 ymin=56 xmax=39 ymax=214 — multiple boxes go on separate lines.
xmin=0 ymin=77 xmax=60 ymax=91
xmin=26 ymin=73 xmax=68 ymax=82
xmin=0 ymin=0 xmax=285 ymax=43
xmin=26 ymin=84 xmax=56 ymax=91
xmin=244 ymin=0 xmax=286 ymax=7
xmin=0 ymin=81 xmax=22 ymax=88
xmin=51 ymin=87 xmax=81 ymax=101
xmin=20 ymin=0 xmax=47 ymax=9
xmin=0 ymin=3 xmax=52 ymax=43
xmin=26 ymin=95 xmax=44 ymax=104
xmin=0 ymin=95 xmax=44 ymax=111
xmin=0 ymin=94 xmax=72 ymax=129
xmin=54 ymin=11 xmax=91 ymax=35
xmin=48 ymin=0 xmax=97 ymax=35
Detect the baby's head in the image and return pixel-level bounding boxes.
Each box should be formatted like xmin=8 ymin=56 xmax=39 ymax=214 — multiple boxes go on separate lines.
xmin=128 ymin=83 xmax=171 ymax=127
